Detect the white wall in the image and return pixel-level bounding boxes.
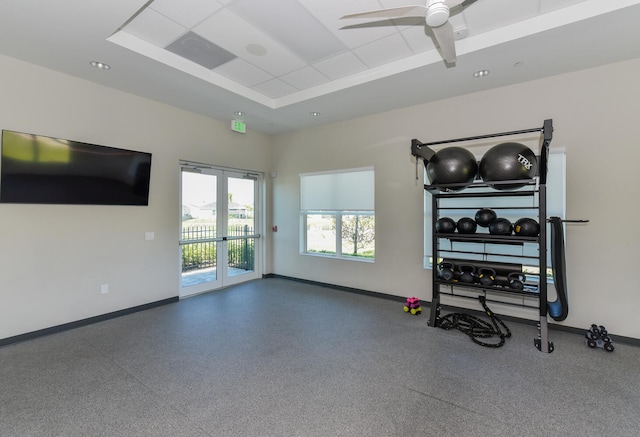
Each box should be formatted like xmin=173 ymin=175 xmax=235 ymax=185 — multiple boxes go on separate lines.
xmin=272 ymin=58 xmax=640 ymax=339
xmin=3 ymin=52 xmax=639 ymax=341
xmin=0 ymin=55 xmax=273 ymax=340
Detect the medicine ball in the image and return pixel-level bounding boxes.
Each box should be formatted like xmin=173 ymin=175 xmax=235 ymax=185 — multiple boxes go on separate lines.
xmin=479 ymin=142 xmax=538 ymax=190
xmin=489 ymin=218 xmax=513 ymax=235
xmin=514 ymin=218 xmax=540 ymax=237
xmin=435 ymin=217 xmax=456 ymax=233
xmin=426 ymin=147 xmax=478 ymax=191
xmin=475 ymin=208 xmax=497 ymax=228
xmin=456 ymin=217 xmax=477 ymax=234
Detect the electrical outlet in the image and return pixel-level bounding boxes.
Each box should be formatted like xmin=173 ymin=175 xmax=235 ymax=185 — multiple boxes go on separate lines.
xmin=101 ymin=284 xmax=109 ymax=294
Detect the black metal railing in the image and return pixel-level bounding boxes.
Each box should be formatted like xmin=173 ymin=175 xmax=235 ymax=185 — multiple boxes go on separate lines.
xmin=181 ymin=225 xmax=254 ymax=273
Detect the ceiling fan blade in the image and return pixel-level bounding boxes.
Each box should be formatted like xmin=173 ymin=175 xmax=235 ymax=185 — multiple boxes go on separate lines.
xmin=341 ymin=5 xmax=427 ymax=20
xmin=340 ymin=17 xmax=428 ymax=31
xmin=432 ymin=21 xmax=457 ymax=63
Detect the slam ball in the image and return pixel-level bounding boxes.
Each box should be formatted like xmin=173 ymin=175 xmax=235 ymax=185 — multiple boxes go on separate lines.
xmin=514 ymin=218 xmax=540 ymax=237
xmin=426 ymin=147 xmax=478 ymax=191
xmin=435 ymin=217 xmax=456 ymax=233
xmin=475 ymin=208 xmax=497 ymax=227
xmin=479 ymin=142 xmax=538 ymax=190
xmin=457 ymin=217 xmax=477 ymax=234
xmin=489 ymin=218 xmax=513 ymax=235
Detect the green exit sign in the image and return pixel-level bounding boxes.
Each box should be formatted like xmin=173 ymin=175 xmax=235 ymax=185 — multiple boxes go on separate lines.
xmin=231 ymin=119 xmax=246 ymax=134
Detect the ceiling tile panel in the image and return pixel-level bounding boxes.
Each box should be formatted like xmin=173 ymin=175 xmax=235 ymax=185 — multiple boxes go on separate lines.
xmin=379 ymin=0 xmax=422 ymax=9
xmin=297 ymin=0 xmax=398 ymax=49
xmin=150 ymin=0 xmax=224 ymax=28
xmin=352 ymin=32 xmax=413 ymax=68
xmin=214 ymin=58 xmax=273 ymax=87
xmin=193 ymin=8 xmax=306 ymax=76
xmin=401 ymin=24 xmax=437 ymax=54
xmin=464 ymin=0 xmax=539 ymax=35
xmin=229 ymin=0 xmax=347 ymax=62
xmin=312 ymin=51 xmax=368 ymax=80
xmin=251 ymin=78 xmax=298 ymax=99
xmin=280 ymin=66 xmax=330 ymax=90
xmin=124 ymin=8 xmax=187 ymax=47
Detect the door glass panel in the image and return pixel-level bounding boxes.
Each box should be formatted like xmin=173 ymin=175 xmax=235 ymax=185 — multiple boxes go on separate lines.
xmin=226 ymin=176 xmax=256 ymax=277
xmin=181 ymin=171 xmax=218 ymax=289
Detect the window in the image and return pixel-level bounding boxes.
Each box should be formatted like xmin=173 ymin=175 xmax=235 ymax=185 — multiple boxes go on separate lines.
xmin=300 ymin=167 xmax=375 ymax=260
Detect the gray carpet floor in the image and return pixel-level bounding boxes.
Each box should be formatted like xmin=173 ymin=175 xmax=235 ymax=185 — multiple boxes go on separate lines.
xmin=1 ymin=277 xmax=639 ymax=436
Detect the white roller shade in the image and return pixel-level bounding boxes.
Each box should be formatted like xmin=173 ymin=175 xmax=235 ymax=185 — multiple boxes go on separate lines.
xmin=300 ymin=167 xmax=374 ymax=211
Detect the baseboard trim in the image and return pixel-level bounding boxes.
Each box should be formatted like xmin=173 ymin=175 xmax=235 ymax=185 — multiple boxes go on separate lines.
xmin=264 ymin=274 xmax=640 ymax=347
xmin=0 ymin=297 xmax=179 ymax=348
xmin=263 ymin=273 xmax=406 ymax=303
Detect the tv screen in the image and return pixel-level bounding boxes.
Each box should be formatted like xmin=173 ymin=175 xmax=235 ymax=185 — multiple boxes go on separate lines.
xmin=0 ymin=130 xmax=151 ymax=205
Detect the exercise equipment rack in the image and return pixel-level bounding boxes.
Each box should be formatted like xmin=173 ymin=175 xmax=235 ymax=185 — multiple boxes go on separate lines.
xmin=412 ymin=120 xmax=557 ymax=352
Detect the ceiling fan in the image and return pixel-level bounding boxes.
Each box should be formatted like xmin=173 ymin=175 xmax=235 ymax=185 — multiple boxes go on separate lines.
xmin=341 ymin=0 xmax=478 ymax=64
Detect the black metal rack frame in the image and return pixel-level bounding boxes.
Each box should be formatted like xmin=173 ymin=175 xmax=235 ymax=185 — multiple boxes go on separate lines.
xmin=412 ymin=119 xmax=554 ymax=352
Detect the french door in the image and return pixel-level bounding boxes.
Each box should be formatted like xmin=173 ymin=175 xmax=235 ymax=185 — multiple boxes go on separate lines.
xmin=179 ymin=163 xmax=261 ymax=297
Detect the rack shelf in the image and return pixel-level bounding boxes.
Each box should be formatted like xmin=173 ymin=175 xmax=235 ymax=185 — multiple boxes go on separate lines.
xmin=434 ymin=279 xmax=540 ymax=297
xmin=435 ymin=232 xmax=539 ymax=244
xmin=425 ymin=178 xmax=539 ymax=195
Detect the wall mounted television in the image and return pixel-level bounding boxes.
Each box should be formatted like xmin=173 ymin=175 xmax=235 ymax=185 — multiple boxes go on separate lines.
xmin=0 ymin=130 xmax=152 ymax=205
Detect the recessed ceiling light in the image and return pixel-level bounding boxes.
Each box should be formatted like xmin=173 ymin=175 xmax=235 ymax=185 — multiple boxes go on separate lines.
xmin=310 ymin=112 xmax=321 ymax=117
xmin=90 ymin=61 xmax=110 ymax=70
xmin=473 ymin=70 xmax=489 ymax=78
xmin=234 ymin=111 xmax=245 ymax=116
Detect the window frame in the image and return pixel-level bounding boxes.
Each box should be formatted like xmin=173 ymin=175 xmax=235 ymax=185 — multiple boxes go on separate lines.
xmin=300 ymin=167 xmax=375 ymax=262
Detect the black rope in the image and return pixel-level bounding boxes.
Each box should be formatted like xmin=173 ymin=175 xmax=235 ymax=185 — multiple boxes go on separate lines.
xmin=438 ymin=296 xmax=511 ymax=348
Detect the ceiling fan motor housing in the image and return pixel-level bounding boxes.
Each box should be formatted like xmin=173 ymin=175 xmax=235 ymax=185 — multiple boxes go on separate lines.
xmin=426 ymin=2 xmax=450 ymax=27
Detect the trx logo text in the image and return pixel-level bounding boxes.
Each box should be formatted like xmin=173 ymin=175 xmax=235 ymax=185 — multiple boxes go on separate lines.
xmin=517 ymin=154 xmax=533 ymax=169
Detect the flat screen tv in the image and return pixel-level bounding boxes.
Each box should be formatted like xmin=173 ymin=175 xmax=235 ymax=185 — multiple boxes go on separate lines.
xmin=0 ymin=130 xmax=151 ymax=205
